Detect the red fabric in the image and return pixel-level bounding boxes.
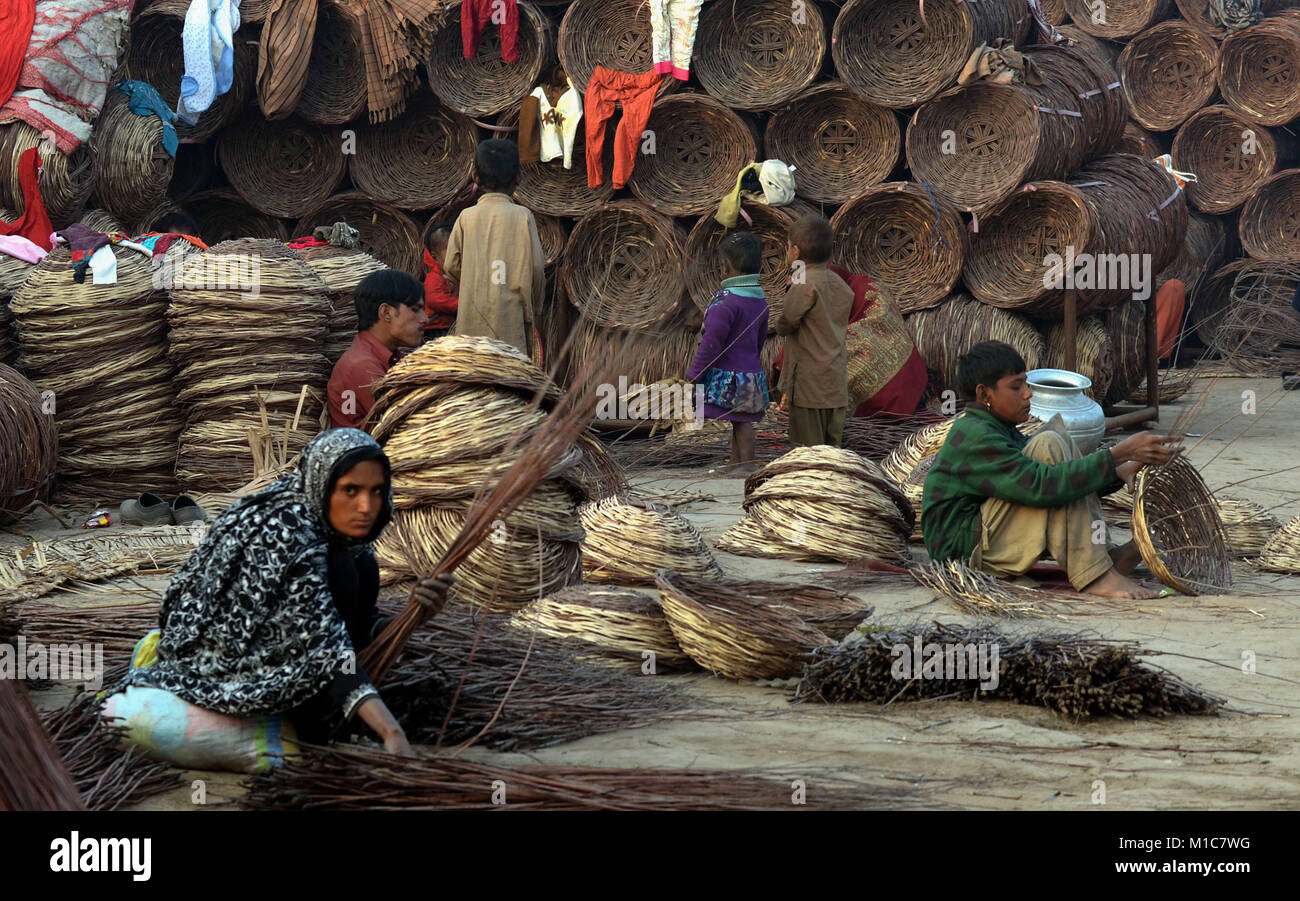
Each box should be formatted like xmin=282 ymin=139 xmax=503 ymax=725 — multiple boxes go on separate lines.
xmin=1156 ymin=278 xmax=1186 ymax=360
xmin=422 ymin=248 xmax=459 ymax=330
xmin=288 ymin=236 xmax=330 ymax=248
xmin=585 ymin=67 xmax=662 ymax=190
xmin=0 ymin=147 xmax=53 ymax=250
xmin=0 ymin=1 xmax=36 ymax=109
xmin=462 ymin=0 xmax=518 ymax=62
xmin=328 ymin=331 xmax=398 ymax=429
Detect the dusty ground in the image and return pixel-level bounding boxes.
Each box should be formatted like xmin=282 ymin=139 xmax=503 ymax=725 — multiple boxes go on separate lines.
xmin=8 ymin=373 xmax=1300 ymax=810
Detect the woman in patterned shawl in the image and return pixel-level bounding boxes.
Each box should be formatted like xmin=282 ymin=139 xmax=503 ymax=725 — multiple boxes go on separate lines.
xmin=117 ymin=428 xmax=450 ymax=756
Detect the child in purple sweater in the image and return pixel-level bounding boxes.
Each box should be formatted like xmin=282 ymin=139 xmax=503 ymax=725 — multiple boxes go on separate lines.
xmin=686 ymin=231 xmax=771 ymax=467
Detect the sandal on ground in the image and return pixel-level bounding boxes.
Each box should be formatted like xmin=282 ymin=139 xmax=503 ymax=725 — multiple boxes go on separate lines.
xmin=170 ymin=495 xmax=207 ymax=525
xmin=119 ymin=492 xmax=173 ymax=526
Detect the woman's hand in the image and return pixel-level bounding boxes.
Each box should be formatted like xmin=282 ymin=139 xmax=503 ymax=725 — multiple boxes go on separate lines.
xmin=358 ymin=696 xmax=415 ymax=757
xmin=1110 ymin=432 xmax=1184 ymax=468
xmin=384 ymin=729 xmax=416 ymax=758
xmin=413 ymin=574 xmax=454 ymax=617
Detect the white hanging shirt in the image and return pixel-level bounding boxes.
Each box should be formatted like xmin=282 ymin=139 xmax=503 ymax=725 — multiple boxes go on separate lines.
xmin=532 ymin=80 xmax=583 ymax=170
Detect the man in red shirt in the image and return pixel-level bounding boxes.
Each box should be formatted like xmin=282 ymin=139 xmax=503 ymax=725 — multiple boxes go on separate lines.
xmin=423 ymin=224 xmax=459 ymax=340
xmin=328 ymin=270 xmax=427 ymax=429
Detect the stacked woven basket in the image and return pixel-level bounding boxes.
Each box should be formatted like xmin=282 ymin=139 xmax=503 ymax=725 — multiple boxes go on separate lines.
xmin=293 ymin=245 xmax=390 ymax=363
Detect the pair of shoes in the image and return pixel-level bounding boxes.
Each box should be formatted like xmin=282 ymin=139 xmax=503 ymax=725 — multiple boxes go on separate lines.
xmin=119 ymin=493 xmax=207 ymax=526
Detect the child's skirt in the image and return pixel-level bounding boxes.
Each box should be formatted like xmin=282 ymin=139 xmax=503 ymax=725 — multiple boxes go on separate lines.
xmin=701 ymin=369 xmax=769 ymax=422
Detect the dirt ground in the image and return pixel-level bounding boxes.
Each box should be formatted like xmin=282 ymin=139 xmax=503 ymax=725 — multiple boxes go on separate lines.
xmin=9 ymin=373 xmax=1300 ymax=811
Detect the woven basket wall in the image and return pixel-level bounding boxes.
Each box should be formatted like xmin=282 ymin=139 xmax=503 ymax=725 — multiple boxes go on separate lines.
xmin=1062 ymin=0 xmax=1173 ymax=39
xmin=1189 ymin=258 xmax=1251 ymax=346
xmin=295 ymin=0 xmax=367 ymax=125
xmin=829 ymin=181 xmax=966 ymax=313
xmin=349 ymin=93 xmax=476 ymax=211
xmin=569 ymin=314 xmax=701 ymax=417
xmin=692 ymin=0 xmax=826 ymax=111
xmin=1240 ymin=168 xmax=1300 ymax=259
xmin=219 ymin=114 xmax=347 ymax=219
xmin=626 ymin=94 xmax=758 ymax=217
xmin=764 ymin=83 xmax=899 ymax=204
xmin=1177 ymin=0 xmax=1294 ymax=38
xmin=1118 ymin=20 xmax=1220 ymax=132
xmin=188 ymin=188 xmax=290 ymax=245
xmin=1056 ymin=25 xmax=1122 ymax=68
xmin=905 ymin=294 xmax=1045 ymax=394
xmin=1218 ymin=10 xmax=1300 ymax=125
xmin=0 ymin=123 xmax=94 ymax=229
xmin=1172 ymin=105 xmax=1283 ymax=214
xmin=296 ymin=192 xmax=424 ymax=274
xmin=684 ymin=202 xmax=802 ymax=321
xmin=427 ymin=1 xmax=554 ymax=117
xmin=557 ymin=0 xmax=682 ymax=96
xmin=88 ymin=99 xmax=175 ymax=227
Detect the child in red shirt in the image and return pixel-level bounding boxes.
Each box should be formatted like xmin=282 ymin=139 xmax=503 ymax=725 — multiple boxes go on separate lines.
xmin=423 ymin=224 xmax=459 ymax=340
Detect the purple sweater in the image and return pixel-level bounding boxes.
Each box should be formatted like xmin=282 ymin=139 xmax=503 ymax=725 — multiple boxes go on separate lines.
xmin=686 ymin=283 xmax=769 ymax=380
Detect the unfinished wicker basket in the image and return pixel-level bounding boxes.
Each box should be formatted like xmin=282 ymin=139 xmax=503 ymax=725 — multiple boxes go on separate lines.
xmin=1118 ymin=21 xmax=1220 ymax=132
xmin=1205 ymin=258 xmax=1300 ymax=374
xmin=219 ymin=115 xmax=347 ymax=219
xmin=1062 ymin=0 xmax=1172 ymax=40
xmin=661 ymin=571 xmax=873 ymax=642
xmin=904 ymin=294 xmax=1045 ymax=395
xmin=684 ymin=203 xmax=801 ymax=320
xmin=88 ymin=100 xmax=174 ymax=227
xmin=692 ymin=0 xmax=825 ymax=110
xmin=1215 ymin=496 xmax=1279 ymax=557
xmin=427 ymin=1 xmax=554 ymax=117
xmin=832 ymin=0 xmax=1031 ymax=108
xmin=626 ymin=94 xmax=758 ymax=217
xmin=1132 ymin=456 xmax=1232 ymax=595
xmin=830 ymin=182 xmax=965 ymax=313
xmin=562 ymin=201 xmax=687 ymax=329
xmin=764 ymin=83 xmax=899 ymax=204
xmin=1218 ymin=10 xmax=1300 ymax=125
xmin=296 ymin=193 xmax=424 ymax=274
xmin=1102 ymin=299 xmax=1147 ymax=405
xmin=0 ymin=123 xmax=94 ymax=228
xmin=349 ymin=93 xmax=476 ymax=211
xmin=1240 ymin=168 xmax=1300 ymax=260
xmin=295 ymin=0 xmax=367 ymax=125
xmin=1043 ymin=316 xmax=1115 ymax=401
xmin=508 ymin=585 xmax=696 ymax=670
xmin=187 ymin=188 xmax=289 ymax=244
xmin=580 ymin=497 xmax=723 ymax=585
xmin=567 ymin=314 xmax=701 ymax=413
xmin=1259 ymin=515 xmax=1300 ymax=573
xmin=0 ymin=363 xmax=57 ymax=524
xmin=1173 ymin=106 xmax=1283 ymax=214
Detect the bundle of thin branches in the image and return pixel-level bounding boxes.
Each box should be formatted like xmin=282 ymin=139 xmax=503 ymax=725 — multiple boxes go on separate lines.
xmin=0 ymin=363 xmax=57 ymax=524
xmin=43 ymin=694 xmax=182 ymax=811
xmin=1259 ymin=515 xmax=1300 ymax=572
xmin=905 ymin=295 xmax=1044 ymax=394
xmin=508 ymin=585 xmax=695 ymax=669
xmin=0 ymin=679 xmax=84 ymax=810
xmin=242 ymin=742 xmax=923 ymax=810
xmin=8 ymin=596 xmax=159 ymax=656
xmin=1218 ymin=10 xmax=1300 ymax=125
xmin=1133 ymin=456 xmax=1233 ymax=594
xmin=655 ymin=569 xmax=833 ymax=679
xmin=360 ymin=334 xmax=626 ymax=682
xmin=794 ymin=621 xmax=1225 ymax=719
xmin=1043 ymin=315 xmax=1115 ymax=401
xmin=910 ymin=559 xmax=1098 ymax=618
xmin=1118 ymin=20 xmax=1220 ymax=132
xmin=1208 ymin=259 xmax=1300 ymax=374
xmin=580 ymin=497 xmax=722 ymax=585
xmin=1215 ymin=496 xmax=1280 ymax=556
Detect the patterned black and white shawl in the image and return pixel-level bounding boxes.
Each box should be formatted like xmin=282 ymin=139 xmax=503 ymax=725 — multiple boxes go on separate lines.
xmin=122 ymin=429 xmax=394 ymax=717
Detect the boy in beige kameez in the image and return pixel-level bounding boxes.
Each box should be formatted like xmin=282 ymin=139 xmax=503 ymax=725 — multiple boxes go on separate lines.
xmin=444 ymin=139 xmax=546 ymax=360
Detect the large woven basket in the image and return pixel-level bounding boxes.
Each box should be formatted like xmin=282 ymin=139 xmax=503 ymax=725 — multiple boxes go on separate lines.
xmin=295 ymin=0 xmax=367 ymax=125
xmin=764 ymin=83 xmax=899 ymax=204
xmin=567 ymin=314 xmax=700 ymax=409
xmin=557 ymin=0 xmax=682 ymax=96
xmin=1204 ymin=258 xmax=1300 ymax=373
xmin=1043 ymin=316 xmax=1115 ymax=401
xmin=692 ymin=0 xmax=826 ymax=111
xmin=626 ymin=94 xmax=758 ymax=217
xmin=1062 ymin=0 xmax=1172 ymax=40
xmin=684 ymin=203 xmax=802 ymax=321
xmin=126 ymin=0 xmax=256 ymax=141
xmin=1172 ymin=106 xmax=1283 ymax=214
xmin=1102 ymin=298 xmax=1147 ymax=404
xmin=1240 ymin=168 xmax=1300 ymax=259
xmin=495 ymin=104 xmax=615 ymax=217
xmin=580 ymin=497 xmax=723 ymax=585
xmin=1177 ymin=0 xmax=1293 ymax=38
xmin=1189 ymin=258 xmax=1251 ymax=347
xmin=0 ymin=363 xmax=57 ymax=524
xmin=1218 ymin=10 xmax=1300 ymax=125
xmin=562 ymin=201 xmax=687 ymax=328
xmin=188 ymin=188 xmax=289 ymax=244
xmin=427 ymin=1 xmax=553 ymax=117
xmin=905 ymin=294 xmax=1044 ymax=394
xmin=296 ymin=192 xmax=424 ymax=274
xmin=349 ymin=94 xmax=476 ymax=211
xmin=1132 ymin=456 xmax=1232 ymax=595
xmin=906 ymin=44 xmax=1125 ymax=212
xmin=219 ymin=114 xmax=347 ymax=219
xmin=0 ymin=123 xmax=94 ymax=228
xmin=1056 ymin=25 xmax=1122 ymax=70
xmin=1259 ymin=515 xmax=1300 ymax=573
xmin=832 ymin=0 xmax=1030 ymax=108
xmin=829 ymin=181 xmax=965 ymax=313
xmin=1118 ymin=21 xmax=1220 ymax=132
xmin=88 ymin=99 xmax=175 ymax=226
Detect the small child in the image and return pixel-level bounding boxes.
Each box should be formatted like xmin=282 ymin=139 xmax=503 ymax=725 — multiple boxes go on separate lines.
xmin=422 ymin=223 xmax=459 ymax=341
xmin=444 ymin=139 xmax=546 ymax=360
xmin=686 ymin=231 xmax=771 ymax=468
xmin=776 ymin=214 xmax=854 ymax=447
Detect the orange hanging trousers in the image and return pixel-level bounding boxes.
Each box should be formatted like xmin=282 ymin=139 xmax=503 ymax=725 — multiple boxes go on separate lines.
xmin=1155 ymin=278 xmax=1186 ymax=360
xmin=584 ymin=67 xmax=662 ymax=190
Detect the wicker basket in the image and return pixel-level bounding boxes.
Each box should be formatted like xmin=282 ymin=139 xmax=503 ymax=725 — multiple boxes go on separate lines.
xmin=1043 ymin=316 xmax=1115 ymax=401
xmin=0 ymin=123 xmax=94 ymax=228
xmin=1259 ymin=515 xmax=1300 ymax=573
xmin=568 ymin=313 xmax=701 ymax=412
xmin=580 ymin=497 xmax=723 ymax=585
xmin=626 ymin=94 xmax=757 ymax=217
xmin=0 ymin=363 xmax=57 ymax=524
xmin=1062 ymin=0 xmax=1172 ymax=40
xmin=684 ymin=203 xmax=802 ymax=321
xmin=832 ymin=0 xmax=1031 ymax=108
xmin=219 ymin=114 xmax=347 ymax=219
xmin=1204 ymin=259 xmax=1300 ymax=373
xmin=1240 ymin=168 xmax=1300 ymax=259
xmin=557 ymin=0 xmax=682 ymax=96
xmin=1132 ymin=456 xmax=1232 ymax=595
xmin=905 ymin=294 xmax=1044 ymax=394
xmin=562 ymin=201 xmax=687 ymax=328
xmin=349 ymin=93 xmax=476 ymax=211
xmin=1102 ymin=298 xmax=1147 ymax=405
xmin=494 ymin=104 xmax=615 ymax=217
xmin=1056 ymin=24 xmax=1121 ymax=70
xmin=126 ymin=0 xmax=256 ymax=141
xmin=295 ymin=192 xmax=424 ymax=274
xmin=906 ymin=44 xmax=1124 ymax=212
xmin=187 ymin=188 xmax=290 ymax=244
xmin=1216 ymin=495 xmax=1279 ymax=557
xmin=764 ymin=83 xmax=899 ymax=204
xmin=1116 ymin=120 xmax=1164 ymax=158
xmin=1218 ymin=10 xmax=1300 ymax=125
xmin=1189 ymin=258 xmax=1251 ymax=346
xmin=88 ymin=99 xmax=175 ymax=227
xmin=295 ymin=0 xmax=367 ymax=125
xmin=1172 ymin=105 xmax=1283 ymax=214
xmin=427 ymin=1 xmax=554 ymax=117
xmin=1041 ymin=0 xmax=1068 ymax=24
xmin=692 ymin=0 xmax=826 ymax=111
xmin=1118 ymin=21 xmax=1220 ymax=132
xmin=829 ymin=181 xmax=965 ymax=313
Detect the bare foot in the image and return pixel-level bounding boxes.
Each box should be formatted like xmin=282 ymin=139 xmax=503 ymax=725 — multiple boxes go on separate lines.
xmin=1108 ymin=541 xmax=1143 ymax=576
xmin=1081 ymin=568 xmax=1164 ymax=599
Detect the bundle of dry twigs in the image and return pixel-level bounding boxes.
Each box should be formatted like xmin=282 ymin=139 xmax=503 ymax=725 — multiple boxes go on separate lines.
xmin=0 ymin=679 xmax=84 ymax=810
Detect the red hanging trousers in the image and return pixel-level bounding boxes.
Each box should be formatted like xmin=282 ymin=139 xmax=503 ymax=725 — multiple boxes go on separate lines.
xmin=462 ymin=0 xmax=519 ymax=63
xmin=584 ymin=67 xmax=662 ymax=190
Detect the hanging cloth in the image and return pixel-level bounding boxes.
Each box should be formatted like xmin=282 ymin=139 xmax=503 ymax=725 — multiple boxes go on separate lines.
xmin=0 ymin=0 xmax=36 ymax=110
xmin=256 ymin=0 xmax=318 ymax=120
xmin=176 ymin=0 xmax=241 ymax=126
xmin=0 ymin=147 xmax=53 ymax=250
